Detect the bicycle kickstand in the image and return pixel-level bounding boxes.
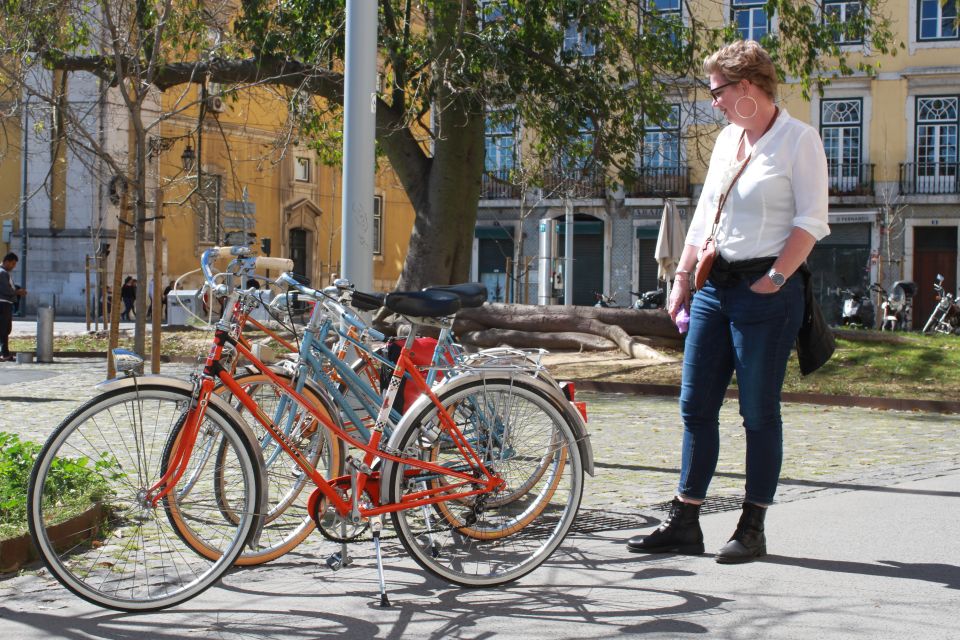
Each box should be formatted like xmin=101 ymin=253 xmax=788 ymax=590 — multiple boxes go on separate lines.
xmin=371 ymin=515 xmax=390 ymax=607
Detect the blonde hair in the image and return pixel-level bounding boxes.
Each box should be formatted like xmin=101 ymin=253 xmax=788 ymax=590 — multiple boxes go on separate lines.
xmin=703 ymin=40 xmax=778 ymax=100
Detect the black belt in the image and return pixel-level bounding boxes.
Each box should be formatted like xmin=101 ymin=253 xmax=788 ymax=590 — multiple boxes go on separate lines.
xmin=708 ymin=256 xmax=777 ymax=288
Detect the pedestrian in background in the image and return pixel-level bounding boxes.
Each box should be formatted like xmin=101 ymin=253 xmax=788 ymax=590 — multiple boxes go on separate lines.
xmin=0 ymin=252 xmax=27 ymax=361
xmin=120 ymin=276 xmax=136 ymax=321
xmin=627 ymin=40 xmax=830 ymax=563
xmin=162 ymin=282 xmax=173 ymax=323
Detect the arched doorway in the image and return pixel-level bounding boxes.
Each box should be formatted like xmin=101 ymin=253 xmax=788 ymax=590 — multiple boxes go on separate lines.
xmin=283 ymin=198 xmax=322 ymax=284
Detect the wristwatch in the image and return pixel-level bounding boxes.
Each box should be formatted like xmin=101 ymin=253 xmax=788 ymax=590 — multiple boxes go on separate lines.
xmin=767 ymin=268 xmax=786 ymax=288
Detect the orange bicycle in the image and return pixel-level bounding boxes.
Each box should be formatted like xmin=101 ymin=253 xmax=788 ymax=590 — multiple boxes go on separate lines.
xmin=28 ymin=248 xmax=590 ymax=611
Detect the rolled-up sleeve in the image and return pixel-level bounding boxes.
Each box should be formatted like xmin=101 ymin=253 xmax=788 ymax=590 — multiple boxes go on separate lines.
xmin=791 ymin=128 xmax=831 ymax=241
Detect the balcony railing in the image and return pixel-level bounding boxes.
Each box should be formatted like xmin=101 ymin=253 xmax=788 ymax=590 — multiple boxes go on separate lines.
xmin=481 ymin=169 xmax=523 ymax=200
xmin=625 ymin=166 xmax=690 ymax=198
xmin=899 ymin=162 xmax=960 ymax=195
xmin=828 ymin=163 xmax=874 ymax=196
xmin=541 ymin=167 xmax=607 ymax=199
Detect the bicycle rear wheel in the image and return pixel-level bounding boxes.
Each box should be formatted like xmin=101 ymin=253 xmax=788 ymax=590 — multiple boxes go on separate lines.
xmin=28 ymin=385 xmax=259 ymax=611
xmin=386 ymin=376 xmax=583 ymax=587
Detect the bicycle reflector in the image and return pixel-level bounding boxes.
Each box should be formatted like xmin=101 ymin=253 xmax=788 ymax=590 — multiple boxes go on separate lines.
xmin=560 ymin=381 xmax=588 ymax=423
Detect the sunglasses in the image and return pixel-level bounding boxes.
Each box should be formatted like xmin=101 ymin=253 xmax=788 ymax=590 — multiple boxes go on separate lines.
xmin=709 ymin=80 xmax=738 ymax=100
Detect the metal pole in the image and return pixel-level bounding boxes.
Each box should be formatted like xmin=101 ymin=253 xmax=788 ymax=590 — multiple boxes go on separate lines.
xmin=85 ymin=255 xmax=91 ymax=331
xmin=564 ymin=196 xmax=574 ymax=307
xmin=339 ymin=0 xmax=377 ymax=291
xmin=19 ymin=93 xmax=29 ymax=317
xmin=151 ymin=187 xmax=163 ymax=374
xmin=36 ymin=306 xmax=54 ymax=363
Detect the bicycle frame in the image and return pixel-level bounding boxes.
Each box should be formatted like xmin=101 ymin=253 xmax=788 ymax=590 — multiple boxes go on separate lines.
xmin=148 ymin=295 xmax=506 ymax=521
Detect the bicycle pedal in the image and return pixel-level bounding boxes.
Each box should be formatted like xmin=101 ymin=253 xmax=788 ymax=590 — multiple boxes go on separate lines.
xmin=430 ymin=542 xmax=441 ymax=559
xmin=326 ymin=552 xmax=343 ymax=571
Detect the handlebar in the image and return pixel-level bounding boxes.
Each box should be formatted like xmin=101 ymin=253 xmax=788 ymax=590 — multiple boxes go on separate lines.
xmin=273 ymin=272 xmax=385 ymax=341
xmin=200 ymin=246 xmax=294 ymax=287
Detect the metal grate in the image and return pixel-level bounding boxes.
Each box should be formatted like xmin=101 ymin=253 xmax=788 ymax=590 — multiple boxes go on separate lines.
xmin=651 ymin=495 xmax=744 ymax=516
xmin=570 ymin=509 xmax=656 ymax=534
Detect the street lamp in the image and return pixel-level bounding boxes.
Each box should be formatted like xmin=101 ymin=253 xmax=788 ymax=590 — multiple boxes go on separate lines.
xmin=180 ymin=144 xmax=196 ymax=173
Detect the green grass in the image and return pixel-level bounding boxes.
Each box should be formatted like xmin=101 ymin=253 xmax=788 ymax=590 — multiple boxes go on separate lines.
xmin=552 ymin=332 xmax=960 ymax=401
xmin=781 ymin=333 xmax=960 ymax=400
xmin=0 ymin=432 xmax=114 ymax=540
xmin=9 ymin=328 xmax=214 ymax=358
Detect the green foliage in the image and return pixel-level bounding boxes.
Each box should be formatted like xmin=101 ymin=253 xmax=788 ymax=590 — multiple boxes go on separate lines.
xmin=0 ymin=432 xmax=117 ymax=539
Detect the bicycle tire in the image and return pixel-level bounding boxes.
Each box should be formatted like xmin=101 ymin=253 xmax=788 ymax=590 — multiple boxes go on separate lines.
xmin=165 ymin=371 xmax=344 ymax=565
xmin=385 ymin=376 xmax=583 ymax=587
xmin=27 ymin=385 xmax=259 ymax=611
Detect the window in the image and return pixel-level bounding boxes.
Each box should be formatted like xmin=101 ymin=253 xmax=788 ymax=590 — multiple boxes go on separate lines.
xmin=484 ymin=109 xmax=517 ymax=175
xmin=732 ymin=0 xmax=769 ymax=41
xmin=642 ymin=0 xmax=683 ymax=43
xmin=478 ymin=0 xmax=506 ymax=25
xmin=295 ymin=157 xmax=311 ymax=182
xmin=560 ymin=121 xmax=596 ymax=173
xmin=915 ymin=96 xmax=958 ymax=191
xmin=563 ymin=21 xmax=597 ymax=57
xmin=640 ymin=105 xmax=681 ymax=170
xmin=918 ymin=0 xmax=958 ymax=40
xmin=373 ymin=195 xmax=383 ymax=256
xmin=197 ymin=174 xmax=222 ymax=244
xmin=820 ymin=99 xmax=863 ymax=192
xmin=823 ymin=0 xmax=864 ymax=44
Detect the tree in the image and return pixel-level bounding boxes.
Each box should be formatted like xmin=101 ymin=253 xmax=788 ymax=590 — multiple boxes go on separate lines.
xmin=0 ymin=0 xmax=213 ymax=366
xmin=4 ymin=0 xmax=901 ymax=293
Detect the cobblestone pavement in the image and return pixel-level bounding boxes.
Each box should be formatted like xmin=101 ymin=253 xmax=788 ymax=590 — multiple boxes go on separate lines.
xmin=4 ymin=357 xmax=960 ymax=639
xmin=3 ymin=356 xmax=959 ymax=515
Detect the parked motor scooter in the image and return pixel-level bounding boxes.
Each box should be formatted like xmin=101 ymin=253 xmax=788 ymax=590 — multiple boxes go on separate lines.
xmin=838 ymin=288 xmax=874 ymax=328
xmin=921 ymin=274 xmax=960 ymax=335
xmin=593 ymin=291 xmax=618 ymax=308
xmin=869 ymin=281 xmax=916 ymax=331
xmin=631 ymin=288 xmax=665 ymax=310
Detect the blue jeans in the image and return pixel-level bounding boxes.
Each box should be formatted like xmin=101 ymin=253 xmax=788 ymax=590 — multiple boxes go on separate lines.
xmin=677 ymin=273 xmax=804 ymax=506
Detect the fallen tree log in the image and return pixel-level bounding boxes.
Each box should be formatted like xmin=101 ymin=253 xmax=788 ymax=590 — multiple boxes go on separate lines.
xmin=460 ymin=329 xmax=616 ymax=351
xmin=455 ymin=303 xmax=679 ymax=338
xmin=458 ymin=312 xmax=678 ymax=362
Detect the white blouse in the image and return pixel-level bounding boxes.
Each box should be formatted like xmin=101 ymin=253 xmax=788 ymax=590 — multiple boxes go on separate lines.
xmin=685 ymin=108 xmax=831 ymax=261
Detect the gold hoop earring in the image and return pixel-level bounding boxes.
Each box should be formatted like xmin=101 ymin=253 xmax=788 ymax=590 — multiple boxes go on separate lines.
xmin=734 ymin=96 xmax=758 ymax=119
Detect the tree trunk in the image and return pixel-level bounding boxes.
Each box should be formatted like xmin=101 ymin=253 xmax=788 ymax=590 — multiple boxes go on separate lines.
xmin=453 ymin=303 xmax=681 ymax=360
xmin=381 ymin=97 xmax=484 ymax=291
xmin=454 ymin=303 xmax=681 ymax=338
xmin=132 ymin=106 xmax=148 ymax=357
xmin=461 ymin=329 xmax=616 ymax=351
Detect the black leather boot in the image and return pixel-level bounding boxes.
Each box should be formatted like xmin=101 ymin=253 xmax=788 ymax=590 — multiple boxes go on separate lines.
xmin=716 ymin=502 xmax=767 ymax=564
xmin=626 ymin=498 xmax=704 ymax=554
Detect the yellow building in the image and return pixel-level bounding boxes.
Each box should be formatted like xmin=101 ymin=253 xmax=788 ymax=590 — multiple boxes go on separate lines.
xmin=155 ymin=84 xmax=415 ymax=294
xmin=476 ymin=0 xmax=960 ymax=326
xmin=0 ymin=74 xmax=415 ymax=317
xmin=0 ymin=84 xmax=20 ymax=257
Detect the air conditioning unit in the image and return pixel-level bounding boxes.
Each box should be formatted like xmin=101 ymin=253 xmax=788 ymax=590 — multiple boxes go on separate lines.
xmin=206 ymin=95 xmax=226 ymax=113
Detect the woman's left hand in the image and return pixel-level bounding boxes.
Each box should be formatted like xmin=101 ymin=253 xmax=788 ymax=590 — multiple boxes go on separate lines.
xmin=750 ymin=275 xmax=781 ymax=295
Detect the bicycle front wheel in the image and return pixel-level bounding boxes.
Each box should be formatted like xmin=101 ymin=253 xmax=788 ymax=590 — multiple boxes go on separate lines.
xmin=27 ymin=384 xmax=260 ymax=612
xmin=386 ymin=376 xmax=583 ymax=587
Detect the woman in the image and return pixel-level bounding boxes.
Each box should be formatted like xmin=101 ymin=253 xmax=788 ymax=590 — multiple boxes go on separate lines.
xmin=626 ymin=40 xmax=830 ymax=563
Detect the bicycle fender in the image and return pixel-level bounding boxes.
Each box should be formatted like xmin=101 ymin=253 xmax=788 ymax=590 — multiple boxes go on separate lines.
xmin=94 ymin=375 xmax=272 ymax=541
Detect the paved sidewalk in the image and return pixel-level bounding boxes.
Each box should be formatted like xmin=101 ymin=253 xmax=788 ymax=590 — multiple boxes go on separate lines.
xmin=1 ymin=357 xmax=959 ymax=638
xmin=10 ymin=316 xmax=140 ymax=337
